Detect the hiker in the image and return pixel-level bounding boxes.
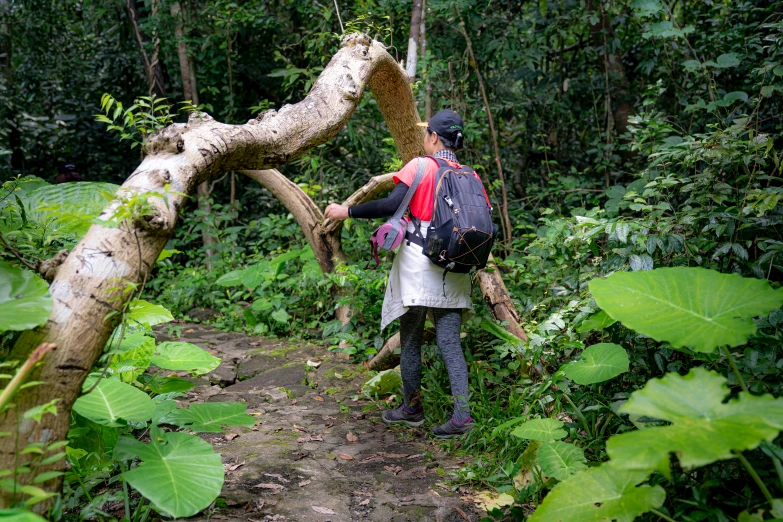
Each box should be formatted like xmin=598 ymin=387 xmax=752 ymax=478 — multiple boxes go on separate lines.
xmin=54 ymin=162 xmax=84 ymax=184
xmin=324 ymin=109 xmax=494 ymax=439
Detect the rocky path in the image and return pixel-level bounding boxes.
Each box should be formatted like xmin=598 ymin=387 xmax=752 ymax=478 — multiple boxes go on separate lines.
xmin=153 ymin=323 xmax=485 ymax=522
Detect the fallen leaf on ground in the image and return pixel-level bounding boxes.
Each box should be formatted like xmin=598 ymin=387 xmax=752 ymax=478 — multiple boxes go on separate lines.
xmin=338 ymin=453 xmax=355 ymax=461
xmin=384 ymin=465 xmax=403 ymax=475
xmin=334 ymin=372 xmax=343 ymax=378
xmin=291 ymin=399 xmax=297 ymax=405
xmin=295 ymin=451 xmax=310 ymax=460
xmin=322 ymin=415 xmax=336 ymax=420
xmin=353 ymin=491 xmax=373 ymax=497
xmin=359 ymin=498 xmax=370 ymax=506
xmin=407 ymin=453 xmax=425 ymax=460
xmin=225 ymin=433 xmax=239 ymax=441
xmin=185 ymin=329 xmax=194 ymax=333
xmin=312 ymin=506 xmax=335 ymax=515
xmin=298 ymin=479 xmax=311 ymax=487
xmin=325 ymin=422 xmax=334 ymax=428
xmin=360 ymin=452 xmax=410 ymax=463
xmin=346 ymin=431 xmax=359 ymax=443
xmin=292 ymin=425 xmax=309 ymax=433
xmin=306 ymin=360 xmax=322 ymax=368
xmin=398 ymin=497 xmax=415 ymax=504
xmin=313 ymin=395 xmax=324 ymax=402
xmin=252 ymin=483 xmax=284 ymax=492
xmin=296 ymin=435 xmax=324 ymax=443
xmin=263 ymin=473 xmax=290 ymax=483
xmin=471 ymin=491 xmax=515 ymax=511
xmin=226 ymin=461 xmax=245 ymax=471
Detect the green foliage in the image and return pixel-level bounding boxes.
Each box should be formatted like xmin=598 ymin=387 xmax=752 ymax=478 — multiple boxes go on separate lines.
xmin=536 ymin=441 xmax=587 ymax=481
xmin=511 ymin=419 xmax=567 ymax=442
xmin=161 ymin=403 xmax=255 ymax=433
xmin=608 ymin=368 xmax=783 ymax=475
xmin=72 ymin=377 xmax=155 ymax=427
xmin=95 ymin=94 xmax=193 ymax=149
xmin=150 ymin=341 xmax=221 ymax=375
xmin=560 ymin=343 xmax=629 ymax=385
xmin=0 ymin=261 xmax=52 ymax=332
xmin=114 ymin=426 xmax=224 ymax=518
xmin=362 ymin=369 xmax=402 ymax=397
xmin=590 ymin=268 xmax=783 ymax=353
xmin=528 ymin=466 xmax=666 ymax=522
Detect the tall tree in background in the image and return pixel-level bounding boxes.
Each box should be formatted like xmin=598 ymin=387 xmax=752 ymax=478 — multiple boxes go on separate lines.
xmin=171 ymin=1 xmax=216 ymax=264
xmin=405 ymin=0 xmax=422 ymax=81
xmin=126 ymin=0 xmax=167 ymax=98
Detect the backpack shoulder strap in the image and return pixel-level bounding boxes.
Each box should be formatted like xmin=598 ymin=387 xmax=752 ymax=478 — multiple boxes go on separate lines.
xmin=381 ymin=158 xmax=426 ymax=250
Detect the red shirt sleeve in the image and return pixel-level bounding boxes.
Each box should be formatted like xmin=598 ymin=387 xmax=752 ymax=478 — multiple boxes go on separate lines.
xmin=393 ymin=158 xmax=421 ymax=186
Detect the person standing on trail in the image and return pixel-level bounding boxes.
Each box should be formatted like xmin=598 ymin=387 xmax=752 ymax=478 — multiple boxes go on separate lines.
xmin=324 ymin=109 xmax=492 ymax=439
xmin=54 ymin=162 xmax=84 ymax=184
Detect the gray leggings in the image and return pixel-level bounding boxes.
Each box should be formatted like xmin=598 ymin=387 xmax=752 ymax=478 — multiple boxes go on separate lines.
xmin=400 ymin=306 xmax=470 ymax=423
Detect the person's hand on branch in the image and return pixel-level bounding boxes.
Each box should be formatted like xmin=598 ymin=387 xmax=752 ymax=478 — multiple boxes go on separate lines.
xmin=324 ymin=203 xmax=349 ymax=221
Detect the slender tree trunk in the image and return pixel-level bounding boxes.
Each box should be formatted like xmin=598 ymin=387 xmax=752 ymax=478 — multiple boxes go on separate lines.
xmin=457 ymin=15 xmax=513 ymax=255
xmin=0 ymin=1 xmax=22 ymax=172
xmin=127 ymin=0 xmax=166 ymax=98
xmin=171 ymin=1 xmax=216 ymax=264
xmin=405 ymin=0 xmax=422 ymax=81
xmin=0 ymin=36 xmax=423 ymax=503
xmin=420 ymin=0 xmax=432 ymax=120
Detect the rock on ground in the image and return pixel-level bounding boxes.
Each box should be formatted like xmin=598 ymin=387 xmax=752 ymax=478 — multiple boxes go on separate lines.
xmin=152 ymin=323 xmax=486 ymax=522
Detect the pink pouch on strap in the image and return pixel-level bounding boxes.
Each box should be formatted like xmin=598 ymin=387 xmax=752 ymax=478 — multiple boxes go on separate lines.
xmin=365 ymin=158 xmax=426 ymax=270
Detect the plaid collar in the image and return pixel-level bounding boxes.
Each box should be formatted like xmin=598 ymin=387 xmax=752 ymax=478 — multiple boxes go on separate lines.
xmin=433 ymin=149 xmax=458 ymax=163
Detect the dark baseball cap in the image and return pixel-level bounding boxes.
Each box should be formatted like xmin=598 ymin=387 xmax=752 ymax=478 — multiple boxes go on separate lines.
xmin=416 ymin=109 xmax=464 ymax=141
xmin=57 ymin=162 xmax=77 ymax=174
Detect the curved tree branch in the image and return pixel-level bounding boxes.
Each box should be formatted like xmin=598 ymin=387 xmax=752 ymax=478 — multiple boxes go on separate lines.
xmin=0 ymin=33 xmax=422 ymax=496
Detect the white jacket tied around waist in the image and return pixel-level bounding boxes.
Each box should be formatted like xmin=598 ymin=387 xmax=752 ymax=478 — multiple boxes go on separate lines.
xmin=381 ymin=219 xmax=473 ymax=330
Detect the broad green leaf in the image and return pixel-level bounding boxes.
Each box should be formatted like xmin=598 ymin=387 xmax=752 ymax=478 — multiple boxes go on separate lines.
xmin=537 ymin=441 xmax=587 ymax=481
xmin=22 ymin=182 xmax=119 ymax=237
xmin=139 ymin=375 xmax=194 ymax=394
xmin=576 ymin=310 xmax=616 ymax=333
xmin=529 ymin=465 xmax=665 ymax=522
xmin=156 ymin=249 xmax=180 ymax=262
xmin=589 ymin=267 xmax=783 ymax=353
xmin=0 ymin=508 xmax=49 ymax=521
xmin=150 ymin=342 xmax=220 ymax=375
xmin=511 ymin=418 xmax=567 ymax=442
xmin=608 ymin=368 xmax=783 ymax=475
xmin=115 ymin=427 xmax=223 ymax=518
xmin=271 ymin=308 xmax=291 ymax=323
xmin=22 ymin=399 xmax=60 ymax=423
xmin=0 ymin=261 xmax=52 ymax=332
xmin=108 ymin=335 xmax=155 ymax=382
xmin=479 ymin=319 xmax=525 ymax=345
xmin=561 ymin=343 xmax=629 ymax=385
xmin=73 ymin=377 xmax=154 ymax=427
xmin=362 ymin=369 xmax=402 ymax=396
xmin=631 ymin=0 xmax=662 ymax=17
xmin=127 ymin=299 xmax=174 ymax=327
xmin=162 ymin=402 xmax=255 ymax=433
xmin=715 ymin=53 xmax=741 ymax=68
xmin=723 ymin=91 xmax=748 ymax=104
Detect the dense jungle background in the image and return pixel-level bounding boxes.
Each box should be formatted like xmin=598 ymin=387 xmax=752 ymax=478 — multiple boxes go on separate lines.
xmin=2 ymin=0 xmax=783 ymax=520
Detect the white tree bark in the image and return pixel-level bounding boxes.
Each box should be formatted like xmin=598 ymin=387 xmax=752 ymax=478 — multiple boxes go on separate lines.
xmin=405 ymin=0 xmax=423 ymax=81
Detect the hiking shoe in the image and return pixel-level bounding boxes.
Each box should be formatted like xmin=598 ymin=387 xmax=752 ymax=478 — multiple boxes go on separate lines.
xmin=432 ymin=417 xmax=473 ymax=439
xmin=382 ymin=404 xmax=425 ymax=427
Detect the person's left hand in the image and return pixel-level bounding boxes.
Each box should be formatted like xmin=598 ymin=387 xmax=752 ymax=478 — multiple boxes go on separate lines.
xmin=324 ymin=203 xmax=349 ymax=221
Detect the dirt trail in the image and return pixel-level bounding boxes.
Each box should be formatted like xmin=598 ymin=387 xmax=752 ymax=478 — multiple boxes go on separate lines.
xmin=153 ymin=323 xmax=485 ymax=522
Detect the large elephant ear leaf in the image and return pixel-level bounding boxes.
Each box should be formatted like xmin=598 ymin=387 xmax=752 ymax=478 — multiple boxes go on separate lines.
xmin=116 ymin=427 xmax=224 ymax=518
xmin=162 ymin=402 xmax=256 ymax=433
xmin=608 ymin=368 xmax=783 ymax=476
xmin=528 ymin=465 xmax=665 ymax=522
xmin=589 ymin=267 xmax=783 ymax=353
xmin=537 ymin=441 xmax=587 ymax=481
xmin=150 ymin=342 xmax=220 ymax=375
xmin=73 ymin=377 xmax=154 ymax=427
xmin=0 ymin=261 xmax=52 ymax=332
xmin=511 ymin=418 xmax=567 ymax=442
xmin=560 ymin=343 xmax=629 ymax=385
xmin=126 ymin=299 xmax=174 ymax=328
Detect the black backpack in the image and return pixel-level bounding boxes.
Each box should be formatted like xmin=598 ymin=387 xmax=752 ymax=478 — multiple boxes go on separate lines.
xmin=407 ymin=157 xmax=498 ymax=274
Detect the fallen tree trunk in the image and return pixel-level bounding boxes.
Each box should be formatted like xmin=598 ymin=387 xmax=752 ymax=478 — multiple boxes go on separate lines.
xmin=0 ymin=33 xmax=422 ymax=503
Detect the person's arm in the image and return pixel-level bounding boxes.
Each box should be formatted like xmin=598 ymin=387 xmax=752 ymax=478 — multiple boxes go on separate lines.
xmin=324 ymin=182 xmax=410 ymax=221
